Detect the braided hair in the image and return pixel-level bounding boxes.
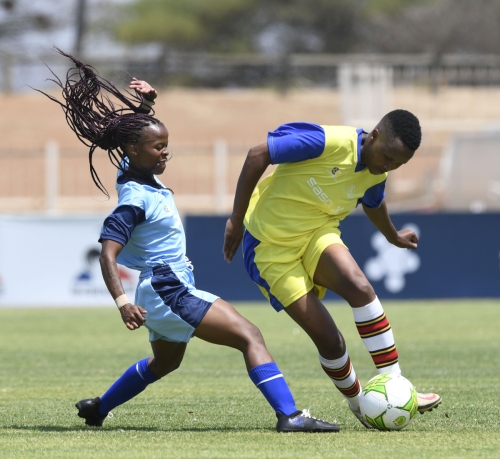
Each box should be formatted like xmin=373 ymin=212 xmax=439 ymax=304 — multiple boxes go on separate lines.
xmin=380 ymin=109 xmax=422 ymax=152
xmin=34 ymin=48 xmax=163 ymax=196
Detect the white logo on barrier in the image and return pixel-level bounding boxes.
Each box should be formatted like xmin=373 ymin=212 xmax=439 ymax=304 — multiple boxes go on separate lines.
xmin=364 ymin=224 xmax=421 ymax=293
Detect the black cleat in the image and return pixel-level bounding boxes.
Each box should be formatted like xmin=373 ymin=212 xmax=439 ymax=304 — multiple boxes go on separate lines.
xmin=75 ymin=397 xmax=111 ymax=427
xmin=276 ymin=409 xmax=340 ymax=433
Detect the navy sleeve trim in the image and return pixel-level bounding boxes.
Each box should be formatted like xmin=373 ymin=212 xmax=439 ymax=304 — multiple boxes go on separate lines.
xmin=354 ymin=129 xmax=368 ymax=172
xmin=267 ymin=122 xmax=325 ymax=164
xmin=99 ymin=205 xmax=146 ymax=245
xmin=359 ymin=180 xmax=386 ymax=208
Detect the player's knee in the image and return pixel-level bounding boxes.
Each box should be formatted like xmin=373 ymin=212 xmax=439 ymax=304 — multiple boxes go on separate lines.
xmin=238 ymin=322 xmax=266 ymax=351
xmin=354 ymin=276 xmax=374 ymax=298
xmin=316 ymin=328 xmax=345 ymax=357
xmin=339 ymin=272 xmax=374 ymax=303
xmin=331 ymin=331 xmax=345 ymax=351
xmin=149 ymin=359 xmax=182 ymax=378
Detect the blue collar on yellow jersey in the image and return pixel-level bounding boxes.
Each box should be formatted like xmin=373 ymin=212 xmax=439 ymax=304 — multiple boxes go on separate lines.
xmin=354 ymin=129 xmax=368 ymax=172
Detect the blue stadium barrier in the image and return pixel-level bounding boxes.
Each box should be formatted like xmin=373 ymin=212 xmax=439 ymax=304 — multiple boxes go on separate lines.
xmin=184 ymin=213 xmax=500 ymax=301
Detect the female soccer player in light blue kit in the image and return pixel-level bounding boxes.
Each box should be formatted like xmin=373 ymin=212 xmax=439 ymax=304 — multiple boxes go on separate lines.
xmin=37 ymin=49 xmax=339 ymax=433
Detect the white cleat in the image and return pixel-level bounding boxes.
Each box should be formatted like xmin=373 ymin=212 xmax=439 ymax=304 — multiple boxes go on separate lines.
xmin=350 ymin=405 xmax=373 ymax=429
xmin=417 ymin=393 xmax=442 ymax=413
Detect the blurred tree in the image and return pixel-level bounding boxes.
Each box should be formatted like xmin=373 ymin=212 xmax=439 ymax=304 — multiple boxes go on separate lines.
xmin=114 ymin=0 xmax=369 ymax=53
xmin=247 ymin=0 xmax=435 ymax=53
xmin=0 ymin=0 xmax=61 ymax=92
xmin=74 ymin=0 xmax=88 ymax=56
xmin=253 ymin=0 xmax=361 ymax=53
xmin=0 ymin=1 xmax=54 ymax=42
xmin=112 ymin=0 xmax=500 ymax=55
xmin=1 ymin=0 xmax=15 ymax=11
xmin=363 ymin=0 xmax=500 ymax=53
xmin=362 ymin=0 xmax=434 ymax=15
xmin=115 ymin=0 xmax=258 ymax=52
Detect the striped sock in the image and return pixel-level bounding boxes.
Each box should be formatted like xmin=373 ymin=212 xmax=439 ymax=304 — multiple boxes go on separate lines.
xmin=352 ymin=297 xmax=401 ymax=374
xmin=319 ymin=352 xmax=361 ymax=409
xmin=248 ymin=362 xmax=298 ymax=416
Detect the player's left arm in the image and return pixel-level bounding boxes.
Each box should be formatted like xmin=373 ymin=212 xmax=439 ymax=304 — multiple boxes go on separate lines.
xmin=362 ymin=201 xmax=418 ymax=249
xmin=129 ymin=77 xmax=157 ymax=112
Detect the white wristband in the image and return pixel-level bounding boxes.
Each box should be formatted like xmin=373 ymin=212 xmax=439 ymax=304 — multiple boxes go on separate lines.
xmin=114 ymin=294 xmax=130 ymax=309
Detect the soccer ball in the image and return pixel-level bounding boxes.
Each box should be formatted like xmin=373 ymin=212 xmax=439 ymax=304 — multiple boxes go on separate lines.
xmin=359 ymin=373 xmax=418 ymax=431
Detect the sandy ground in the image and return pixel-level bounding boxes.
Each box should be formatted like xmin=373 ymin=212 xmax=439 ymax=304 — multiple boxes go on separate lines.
xmin=0 ymin=88 xmax=345 ymax=212
xmin=1 ymin=86 xmax=499 ymax=212
xmin=0 ymin=88 xmax=342 ymax=149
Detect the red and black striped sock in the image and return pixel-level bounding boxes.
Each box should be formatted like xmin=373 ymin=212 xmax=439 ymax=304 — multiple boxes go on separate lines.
xmin=319 ymin=352 xmax=361 ymax=409
xmin=352 ymin=297 xmax=401 ymax=374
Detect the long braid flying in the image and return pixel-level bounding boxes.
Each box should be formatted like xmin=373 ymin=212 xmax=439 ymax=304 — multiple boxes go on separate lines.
xmin=34 ymin=48 xmax=162 ymax=196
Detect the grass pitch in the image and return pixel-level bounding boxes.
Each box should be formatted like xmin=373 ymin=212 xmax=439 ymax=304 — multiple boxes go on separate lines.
xmin=1 ymin=300 xmax=499 ymax=459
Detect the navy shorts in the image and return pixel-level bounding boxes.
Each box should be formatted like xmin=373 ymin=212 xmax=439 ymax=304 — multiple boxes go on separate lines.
xmin=136 ymin=260 xmax=218 ymax=343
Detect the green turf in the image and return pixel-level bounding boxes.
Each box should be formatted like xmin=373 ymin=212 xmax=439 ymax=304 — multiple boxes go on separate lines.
xmin=1 ymin=300 xmax=499 ymax=458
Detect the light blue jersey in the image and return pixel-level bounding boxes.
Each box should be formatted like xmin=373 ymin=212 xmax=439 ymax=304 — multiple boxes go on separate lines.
xmin=100 ymin=174 xmax=218 ymax=343
xmin=100 ymin=174 xmax=184 ymax=270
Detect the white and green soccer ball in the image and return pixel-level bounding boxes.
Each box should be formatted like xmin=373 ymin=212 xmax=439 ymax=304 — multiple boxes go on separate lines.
xmin=359 ymin=373 xmax=418 ymax=430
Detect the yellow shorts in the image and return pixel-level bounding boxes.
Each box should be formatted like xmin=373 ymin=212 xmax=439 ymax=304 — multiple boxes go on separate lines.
xmin=242 ymin=226 xmax=347 ymax=311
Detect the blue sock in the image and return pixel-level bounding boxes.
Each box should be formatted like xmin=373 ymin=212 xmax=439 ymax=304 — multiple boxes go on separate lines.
xmin=98 ymin=358 xmax=159 ymax=416
xmin=248 ymin=362 xmax=298 ymax=416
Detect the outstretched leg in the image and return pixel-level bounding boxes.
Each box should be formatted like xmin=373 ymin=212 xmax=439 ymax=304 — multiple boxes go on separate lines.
xmin=194 ymin=298 xmax=297 ymax=416
xmin=194 ymin=298 xmax=339 ymax=432
xmin=76 ymin=340 xmax=186 ymax=426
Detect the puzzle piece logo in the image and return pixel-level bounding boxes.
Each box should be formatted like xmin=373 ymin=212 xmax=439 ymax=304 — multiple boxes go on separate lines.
xmin=364 ymin=224 xmax=421 ymax=293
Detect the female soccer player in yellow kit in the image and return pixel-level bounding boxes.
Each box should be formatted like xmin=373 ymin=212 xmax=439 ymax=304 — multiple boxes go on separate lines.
xmin=223 ymin=111 xmax=441 ymax=427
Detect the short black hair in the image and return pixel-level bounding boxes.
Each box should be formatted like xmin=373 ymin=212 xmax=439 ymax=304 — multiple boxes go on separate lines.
xmin=381 ymin=109 xmax=421 ymax=151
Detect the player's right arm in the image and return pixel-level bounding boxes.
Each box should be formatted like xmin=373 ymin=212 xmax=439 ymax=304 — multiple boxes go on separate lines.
xmin=223 ymin=142 xmax=271 ymax=262
xmin=100 ymin=239 xmax=147 ymax=330
xmin=224 ymin=123 xmax=325 ymax=262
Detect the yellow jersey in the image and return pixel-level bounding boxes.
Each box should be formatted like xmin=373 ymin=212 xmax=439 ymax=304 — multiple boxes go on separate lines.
xmin=244 ymin=123 xmax=387 ymax=247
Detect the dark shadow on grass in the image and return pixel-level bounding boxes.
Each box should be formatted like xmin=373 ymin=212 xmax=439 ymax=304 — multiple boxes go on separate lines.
xmin=8 ymin=424 xmax=273 ymax=433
